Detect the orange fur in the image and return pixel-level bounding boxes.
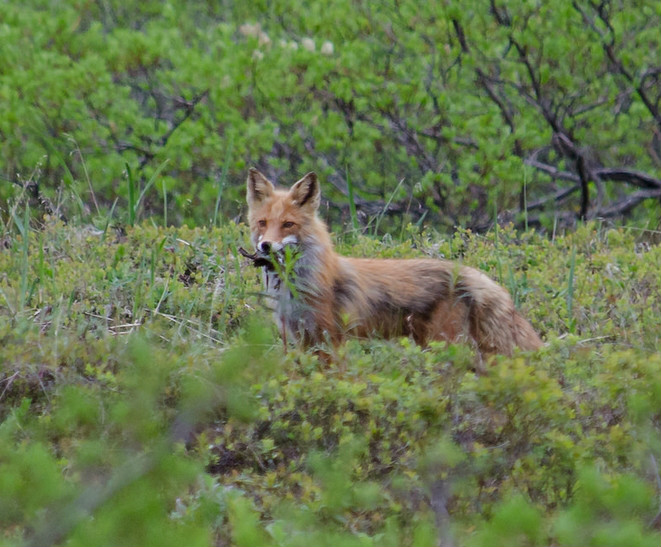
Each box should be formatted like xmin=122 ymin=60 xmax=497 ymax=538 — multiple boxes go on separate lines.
xmin=246 ymin=168 xmax=542 ymax=357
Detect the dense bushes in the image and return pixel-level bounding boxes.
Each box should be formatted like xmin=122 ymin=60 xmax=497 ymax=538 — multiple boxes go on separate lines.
xmin=0 ymin=217 xmax=659 ymax=545
xmin=2 ymin=1 xmax=660 ymax=230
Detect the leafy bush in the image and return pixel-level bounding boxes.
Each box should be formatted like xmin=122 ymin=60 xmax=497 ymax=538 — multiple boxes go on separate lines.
xmin=1 ymin=1 xmax=660 ymax=230
xmin=1 ymin=213 xmax=660 ymax=545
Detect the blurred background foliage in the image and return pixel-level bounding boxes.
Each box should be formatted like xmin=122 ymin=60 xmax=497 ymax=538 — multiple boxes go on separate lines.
xmin=1 ymin=0 xmax=660 ymax=232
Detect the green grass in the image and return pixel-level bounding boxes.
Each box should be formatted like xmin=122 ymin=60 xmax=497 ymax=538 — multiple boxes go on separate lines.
xmin=0 ymin=216 xmax=660 ymax=546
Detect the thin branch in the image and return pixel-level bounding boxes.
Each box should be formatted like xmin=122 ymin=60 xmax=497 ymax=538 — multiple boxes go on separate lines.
xmin=526 ymin=159 xmax=661 ymax=190
xmin=598 ymin=189 xmax=661 ymax=218
xmin=299 ymin=134 xmax=418 ymax=218
xmin=574 ymin=1 xmax=661 ymax=129
xmin=526 ymin=184 xmax=581 ymax=211
xmin=476 ymin=68 xmax=523 ymax=158
xmin=381 ymin=110 xmax=439 ymax=173
xmin=157 ymin=90 xmax=210 ymax=148
xmin=451 ymin=19 xmax=469 ymax=53
xmin=524 ymin=159 xmax=580 ymax=183
xmin=595 ymin=167 xmax=661 ymax=190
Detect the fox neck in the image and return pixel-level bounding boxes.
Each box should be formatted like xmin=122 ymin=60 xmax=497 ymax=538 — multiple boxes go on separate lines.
xmin=262 ymin=218 xmax=337 ymax=344
xmin=261 ymin=216 xmax=338 ymax=301
xmin=290 ymin=218 xmax=337 ymax=291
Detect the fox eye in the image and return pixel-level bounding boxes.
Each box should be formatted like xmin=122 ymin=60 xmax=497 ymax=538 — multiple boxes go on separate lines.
xmin=282 ymin=221 xmax=295 ymax=229
xmin=258 ymin=219 xmax=267 ymax=228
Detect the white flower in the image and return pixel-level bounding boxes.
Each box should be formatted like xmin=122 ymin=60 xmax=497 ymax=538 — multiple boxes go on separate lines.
xmin=252 ymin=49 xmax=264 ymax=61
xmin=301 ymin=37 xmax=315 ymax=52
xmin=258 ymin=32 xmax=271 ymax=47
xmin=320 ymin=41 xmax=334 ymax=55
xmin=239 ymin=23 xmax=261 ymax=38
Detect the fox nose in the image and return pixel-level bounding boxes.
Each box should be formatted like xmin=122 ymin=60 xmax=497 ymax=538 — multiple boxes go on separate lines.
xmin=258 ymin=241 xmax=271 ymax=254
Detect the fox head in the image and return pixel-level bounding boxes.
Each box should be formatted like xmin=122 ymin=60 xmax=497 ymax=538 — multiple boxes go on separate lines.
xmin=246 ymin=168 xmax=322 ymax=256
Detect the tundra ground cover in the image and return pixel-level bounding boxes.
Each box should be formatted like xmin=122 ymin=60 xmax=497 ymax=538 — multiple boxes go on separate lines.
xmin=1 ymin=217 xmax=659 ymax=546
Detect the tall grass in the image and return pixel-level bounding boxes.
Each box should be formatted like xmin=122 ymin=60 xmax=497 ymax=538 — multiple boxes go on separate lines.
xmin=126 ymin=160 xmax=170 ymax=227
xmin=373 ymin=178 xmax=405 ymax=235
xmin=213 ymin=136 xmax=234 ymax=227
xmin=345 ymin=166 xmax=359 ymax=233
xmin=566 ymin=244 xmax=577 ymax=334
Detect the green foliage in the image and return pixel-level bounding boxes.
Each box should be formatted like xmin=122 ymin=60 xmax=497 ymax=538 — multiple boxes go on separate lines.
xmin=1 ymin=216 xmax=660 ymax=545
xmin=471 ymin=495 xmax=544 ymax=547
xmin=3 ymin=2 xmax=661 ymax=542
xmin=1 ymin=1 xmax=659 ymax=230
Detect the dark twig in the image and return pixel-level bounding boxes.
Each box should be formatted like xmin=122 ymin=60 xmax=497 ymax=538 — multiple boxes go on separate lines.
xmin=526 ymin=184 xmax=581 ymax=211
xmin=598 ymin=189 xmax=661 ymax=218
xmin=573 ymin=1 xmax=661 ymax=130
xmin=238 ymin=247 xmax=275 ymax=270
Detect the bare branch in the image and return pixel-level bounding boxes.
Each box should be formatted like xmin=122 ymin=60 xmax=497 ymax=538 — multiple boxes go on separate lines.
xmin=575 ymin=2 xmax=661 ymax=129
xmin=524 ymin=159 xmax=580 ymax=183
xmin=598 ymin=189 xmax=661 ymax=218
xmin=452 ymin=19 xmax=469 ymax=53
xmin=526 ymin=184 xmax=581 ymax=211
xmin=595 ymin=167 xmax=661 ymax=190
xmin=156 ymin=89 xmax=210 ymax=148
xmin=526 ymin=159 xmax=661 ymax=190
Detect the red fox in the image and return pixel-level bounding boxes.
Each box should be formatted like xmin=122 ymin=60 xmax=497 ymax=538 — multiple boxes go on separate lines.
xmin=245 ymin=168 xmax=542 ymax=357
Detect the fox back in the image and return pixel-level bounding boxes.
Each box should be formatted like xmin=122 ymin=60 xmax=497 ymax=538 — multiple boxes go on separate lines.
xmin=245 ymin=168 xmax=542 ymax=357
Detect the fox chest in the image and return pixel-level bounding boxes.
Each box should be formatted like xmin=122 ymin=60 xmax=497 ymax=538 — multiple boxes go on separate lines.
xmin=262 ymin=269 xmax=308 ymax=337
xmin=262 ymin=270 xmax=287 ymax=305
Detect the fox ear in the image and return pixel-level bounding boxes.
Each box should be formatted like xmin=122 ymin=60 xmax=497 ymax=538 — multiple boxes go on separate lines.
xmin=289 ymin=172 xmax=320 ymax=212
xmin=246 ymin=168 xmax=275 ymax=206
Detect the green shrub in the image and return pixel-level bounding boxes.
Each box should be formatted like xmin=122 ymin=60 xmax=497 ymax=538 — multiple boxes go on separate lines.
xmin=1 ymin=216 xmax=660 ymax=544
xmin=2 ymin=1 xmax=659 ymax=229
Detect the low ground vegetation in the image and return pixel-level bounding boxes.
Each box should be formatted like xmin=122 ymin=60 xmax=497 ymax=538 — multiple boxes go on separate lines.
xmin=1 ymin=213 xmax=660 ymax=546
